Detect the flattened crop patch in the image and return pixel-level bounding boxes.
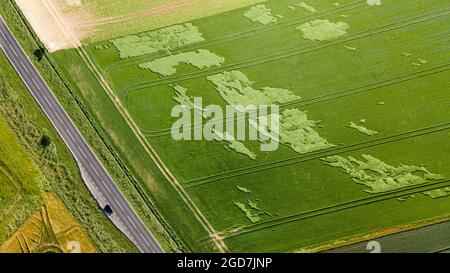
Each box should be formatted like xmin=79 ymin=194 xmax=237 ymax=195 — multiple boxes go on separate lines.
xmin=423 ymin=187 xmax=450 ymax=199
xmin=214 ymin=130 xmax=257 ymax=160
xmin=171 ymin=84 xmax=195 ymax=110
xmin=276 ymin=109 xmax=335 ymax=154
xmin=296 ymin=19 xmax=349 ymax=41
xmin=207 ymin=71 xmax=333 ymax=154
xmin=322 ymin=154 xmax=445 ymax=194
xmin=111 ymin=23 xmax=204 ymax=58
xmin=139 ymin=49 xmax=224 ymax=76
xmin=348 ymin=122 xmax=379 ymax=136
xmin=244 ymin=4 xmax=278 ymax=25
xmin=297 ymin=2 xmax=317 ymax=13
xmin=207 ymin=70 xmax=300 ymax=109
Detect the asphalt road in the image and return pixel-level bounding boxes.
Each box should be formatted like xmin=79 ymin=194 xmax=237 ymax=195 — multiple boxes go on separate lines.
xmin=0 ymin=17 xmax=163 ymax=253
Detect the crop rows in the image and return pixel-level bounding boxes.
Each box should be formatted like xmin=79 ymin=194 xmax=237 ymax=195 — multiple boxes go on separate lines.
xmin=198 ymin=179 xmax=450 ymax=244
xmin=135 ymin=64 xmax=449 ymax=137
xmin=119 ymin=10 xmax=448 ymax=95
xmin=183 ymin=123 xmax=450 ymax=187
xmin=103 ymin=0 xmax=368 ymax=72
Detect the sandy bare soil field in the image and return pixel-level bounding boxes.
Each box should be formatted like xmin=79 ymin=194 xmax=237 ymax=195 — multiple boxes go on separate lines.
xmin=15 ymin=0 xmax=78 ymax=52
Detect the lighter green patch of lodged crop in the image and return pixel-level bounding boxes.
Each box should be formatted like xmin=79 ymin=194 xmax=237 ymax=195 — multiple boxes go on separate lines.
xmin=275 ymin=109 xmax=335 ymax=154
xmin=244 ymin=4 xmax=278 ymax=25
xmin=111 ymin=23 xmax=204 ymax=58
xmin=296 ymin=19 xmax=349 ymax=41
xmin=208 ymin=71 xmax=333 ymax=154
xmin=322 ymin=154 xmax=445 ymax=194
xmin=233 ymin=185 xmax=272 ymax=223
xmin=207 ymin=71 xmax=300 ymax=109
xmin=423 ymin=187 xmax=450 ymax=199
xmin=248 ymin=200 xmax=260 ymax=210
xmin=169 ymin=84 xmax=255 ymax=159
xmin=233 ymin=199 xmax=269 ymax=223
xmin=170 ymin=84 xmax=211 ymax=118
xmin=236 ymin=185 xmax=251 ymax=194
xmin=348 ymin=122 xmax=378 ymax=136
xmin=139 ymin=49 xmax=224 ymax=76
xmin=171 ymin=84 xmax=194 ymax=110
xmin=214 ymin=130 xmax=257 ymax=160
xmin=233 ymin=201 xmax=261 ymax=223
xmin=297 ymin=2 xmax=317 ymax=13
xmin=367 ymin=0 xmax=382 ymax=6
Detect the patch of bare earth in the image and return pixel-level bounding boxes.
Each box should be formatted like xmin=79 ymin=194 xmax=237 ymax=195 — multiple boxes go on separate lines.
xmin=14 ymin=0 xmax=80 ymax=52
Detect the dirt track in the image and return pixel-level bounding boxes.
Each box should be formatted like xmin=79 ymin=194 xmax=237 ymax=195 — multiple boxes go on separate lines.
xmin=15 ymin=0 xmax=76 ymax=52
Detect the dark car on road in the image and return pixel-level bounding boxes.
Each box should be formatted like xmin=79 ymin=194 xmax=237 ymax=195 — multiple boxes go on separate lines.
xmin=103 ymin=204 xmax=113 ymax=217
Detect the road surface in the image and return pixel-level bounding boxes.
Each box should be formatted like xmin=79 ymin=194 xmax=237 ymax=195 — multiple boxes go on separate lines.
xmin=0 ymin=16 xmax=163 ymax=253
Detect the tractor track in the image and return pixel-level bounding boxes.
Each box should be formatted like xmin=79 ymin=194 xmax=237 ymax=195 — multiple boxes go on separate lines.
xmin=198 ymin=179 xmax=450 ymax=243
xmin=103 ymin=0 xmax=367 ymax=72
xmin=183 ymin=123 xmax=450 ymax=187
xmin=119 ymin=10 xmax=448 ymax=95
xmin=135 ymin=64 xmax=449 ymax=137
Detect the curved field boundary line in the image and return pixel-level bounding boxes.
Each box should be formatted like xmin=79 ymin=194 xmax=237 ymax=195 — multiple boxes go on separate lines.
xmin=104 ymin=0 xmax=367 ymax=72
xmin=137 ymin=64 xmax=449 ymax=137
xmin=119 ymin=11 xmax=449 ymax=94
xmin=184 ymin=123 xmax=450 ymax=187
xmin=199 ymin=179 xmax=450 ymax=243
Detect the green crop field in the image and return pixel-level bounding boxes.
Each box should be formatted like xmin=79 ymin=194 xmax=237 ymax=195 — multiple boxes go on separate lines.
xmin=0 ymin=116 xmax=44 ymax=242
xmin=51 ymin=0 xmax=450 ymax=252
